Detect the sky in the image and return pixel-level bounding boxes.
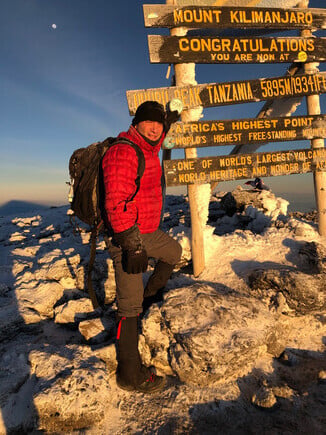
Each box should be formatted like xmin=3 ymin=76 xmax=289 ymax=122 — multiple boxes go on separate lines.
xmin=1 ymin=0 xmax=325 ymax=213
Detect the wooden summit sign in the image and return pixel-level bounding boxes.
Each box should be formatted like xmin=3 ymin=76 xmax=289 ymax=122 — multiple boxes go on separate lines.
xmin=148 ymin=35 xmax=326 ymax=64
xmin=126 ymin=72 xmax=326 ymax=115
xmin=164 ymin=147 xmax=326 ymax=186
xmin=173 ymin=0 xmax=303 ymax=6
xmin=144 ymin=5 xmax=326 ymax=30
xmin=165 ymin=115 xmax=326 ymax=149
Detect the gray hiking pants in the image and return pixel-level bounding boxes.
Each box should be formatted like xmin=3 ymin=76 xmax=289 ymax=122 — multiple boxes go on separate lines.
xmin=107 ymin=229 xmax=182 ymax=317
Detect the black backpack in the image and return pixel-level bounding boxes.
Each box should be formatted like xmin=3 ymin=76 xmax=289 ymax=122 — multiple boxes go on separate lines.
xmin=68 ymin=136 xmax=145 ymax=309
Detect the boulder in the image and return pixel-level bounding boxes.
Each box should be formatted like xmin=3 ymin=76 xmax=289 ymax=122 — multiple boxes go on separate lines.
xmin=248 ymin=269 xmax=326 ymax=315
xmin=220 ymin=187 xmax=288 ymax=221
xmin=36 ymin=254 xmax=81 ymax=282
xmin=78 ymin=316 xmax=115 ymax=343
xmin=298 ymin=241 xmax=326 ymax=274
xmin=16 ymin=282 xmax=65 ymax=321
xmin=30 ymin=347 xmax=111 ymax=432
xmin=54 ymin=298 xmax=99 ymax=324
xmin=141 ymin=285 xmax=272 ymax=386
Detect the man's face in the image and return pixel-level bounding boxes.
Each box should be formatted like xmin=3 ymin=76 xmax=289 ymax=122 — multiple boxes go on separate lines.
xmin=135 ymin=120 xmax=164 ymax=142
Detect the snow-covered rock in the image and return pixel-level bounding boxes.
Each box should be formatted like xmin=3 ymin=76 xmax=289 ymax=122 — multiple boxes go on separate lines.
xmin=30 ymin=346 xmax=111 ymax=432
xmin=0 ymin=196 xmax=325 ymax=434
xmin=219 ymin=186 xmax=288 ymax=219
xmin=17 ymin=281 xmax=65 ymax=322
xmin=208 ymin=187 xmax=291 ymax=235
xmin=54 ymin=298 xmax=98 ymax=324
xmin=78 ymin=315 xmax=115 ymax=343
xmin=142 ymin=285 xmax=276 ymax=386
xmin=248 ymin=269 xmax=326 ymax=315
xmin=298 ymin=241 xmax=326 ymax=274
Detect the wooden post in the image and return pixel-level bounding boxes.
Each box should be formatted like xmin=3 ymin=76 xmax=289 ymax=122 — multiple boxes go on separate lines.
xmin=304 ymin=59 xmax=326 ymax=235
xmin=300 ymin=0 xmax=326 ymax=235
xmin=166 ymin=0 xmax=206 ymax=276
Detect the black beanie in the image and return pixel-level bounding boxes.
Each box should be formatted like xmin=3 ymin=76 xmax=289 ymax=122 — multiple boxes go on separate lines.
xmin=132 ymin=101 xmax=165 ymax=126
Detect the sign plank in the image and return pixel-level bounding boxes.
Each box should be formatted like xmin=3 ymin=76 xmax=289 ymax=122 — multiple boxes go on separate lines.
xmin=144 ymin=5 xmax=326 ymax=30
xmin=148 ymin=35 xmax=326 ymax=64
xmin=126 ymin=72 xmax=326 ymax=115
xmin=173 ymin=0 xmax=302 ymax=6
xmin=164 ymin=147 xmax=326 ymax=186
xmin=165 ymin=115 xmax=326 ymax=149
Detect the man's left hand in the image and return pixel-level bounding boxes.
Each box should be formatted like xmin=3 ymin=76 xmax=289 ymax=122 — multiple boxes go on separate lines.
xmin=164 ymin=110 xmax=180 ymax=133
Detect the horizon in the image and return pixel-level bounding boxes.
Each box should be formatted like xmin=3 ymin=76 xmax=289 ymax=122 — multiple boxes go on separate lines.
xmin=0 ymin=177 xmax=317 ymax=217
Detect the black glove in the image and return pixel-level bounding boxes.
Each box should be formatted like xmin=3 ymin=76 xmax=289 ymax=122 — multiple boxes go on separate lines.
xmin=114 ymin=225 xmax=148 ymax=274
xmin=164 ymin=110 xmax=180 ymax=134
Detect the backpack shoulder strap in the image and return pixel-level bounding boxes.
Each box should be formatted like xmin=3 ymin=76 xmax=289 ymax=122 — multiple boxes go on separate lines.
xmin=87 ymin=227 xmax=100 ymax=309
xmin=110 ymin=138 xmax=145 ymax=201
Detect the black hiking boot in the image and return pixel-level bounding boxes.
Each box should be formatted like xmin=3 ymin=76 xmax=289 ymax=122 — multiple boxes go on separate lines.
xmin=116 ymin=316 xmax=165 ymax=394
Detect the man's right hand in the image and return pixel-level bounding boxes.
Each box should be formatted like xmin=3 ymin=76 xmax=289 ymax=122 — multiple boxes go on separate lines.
xmin=114 ymin=225 xmax=148 ymax=274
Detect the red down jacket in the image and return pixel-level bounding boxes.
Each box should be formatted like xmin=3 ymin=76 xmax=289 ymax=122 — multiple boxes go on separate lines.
xmin=102 ymin=125 xmax=164 ymax=234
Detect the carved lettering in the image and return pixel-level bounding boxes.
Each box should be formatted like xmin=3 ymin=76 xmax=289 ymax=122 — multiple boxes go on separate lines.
xmin=164 ymin=148 xmax=326 ymax=186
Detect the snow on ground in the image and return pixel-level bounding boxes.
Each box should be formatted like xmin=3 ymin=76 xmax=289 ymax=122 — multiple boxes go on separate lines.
xmin=0 ymin=187 xmax=325 ymax=434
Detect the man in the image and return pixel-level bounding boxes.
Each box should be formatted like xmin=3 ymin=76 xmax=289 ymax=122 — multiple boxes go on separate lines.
xmin=102 ymin=101 xmax=182 ymax=393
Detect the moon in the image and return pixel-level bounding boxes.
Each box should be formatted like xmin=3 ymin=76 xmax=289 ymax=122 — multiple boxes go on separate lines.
xmin=51 ymin=24 xmax=57 ymax=29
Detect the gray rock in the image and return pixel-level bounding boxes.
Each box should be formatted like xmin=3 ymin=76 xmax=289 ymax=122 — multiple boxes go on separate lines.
xmin=298 ymin=241 xmax=326 ymax=274
xmin=216 ymin=187 xmax=288 ymax=233
xmin=139 ymin=306 xmax=172 ymax=375
xmin=31 ymin=348 xmax=111 ymax=433
xmin=265 ymin=322 xmax=291 ymax=357
xmin=36 ymin=254 xmax=81 ymax=282
xmin=252 ymin=386 xmax=277 ymax=409
xmin=93 ymin=343 xmax=117 ymax=374
xmin=16 ymin=281 xmax=65 ymax=320
xmin=220 ymin=188 xmax=287 ymax=219
xmin=141 ymin=285 xmax=272 ymax=386
xmin=74 ymin=259 xmax=116 ymax=305
xmin=78 ymin=316 xmax=115 ymax=343
xmin=248 ymin=269 xmax=326 ymax=315
xmin=220 ymin=191 xmax=241 ymax=216
xmin=54 ymin=298 xmax=98 ymax=324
